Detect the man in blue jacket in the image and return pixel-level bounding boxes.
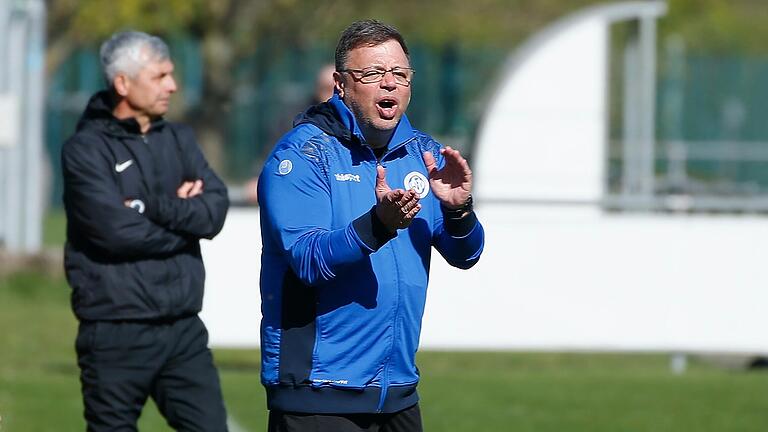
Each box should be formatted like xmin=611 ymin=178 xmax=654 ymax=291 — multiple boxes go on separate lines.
xmin=62 ymin=31 xmax=229 ymax=431
xmin=258 ymin=20 xmax=485 ymax=432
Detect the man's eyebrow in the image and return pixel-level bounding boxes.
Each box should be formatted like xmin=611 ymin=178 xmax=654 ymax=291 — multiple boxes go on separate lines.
xmin=362 ymin=65 xmax=407 ymax=70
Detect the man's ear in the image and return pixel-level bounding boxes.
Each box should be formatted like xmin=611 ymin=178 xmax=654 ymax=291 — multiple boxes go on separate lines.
xmin=113 ymin=74 xmax=130 ymax=97
xmin=333 ymin=71 xmax=344 ymax=98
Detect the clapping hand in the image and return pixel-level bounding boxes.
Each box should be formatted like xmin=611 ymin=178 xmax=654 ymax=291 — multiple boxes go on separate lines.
xmin=375 ymin=165 xmax=421 ymax=232
xmin=422 ymin=147 xmax=472 ymax=209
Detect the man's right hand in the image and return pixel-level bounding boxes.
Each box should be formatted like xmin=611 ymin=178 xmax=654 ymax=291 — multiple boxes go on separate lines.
xmin=374 ymin=165 xmax=421 ymax=232
xmin=177 ymin=179 xmax=204 ymax=199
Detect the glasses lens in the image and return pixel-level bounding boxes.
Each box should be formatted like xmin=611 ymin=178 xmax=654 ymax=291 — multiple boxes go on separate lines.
xmin=360 ymin=70 xmax=384 ymax=83
xmin=352 ymin=68 xmax=413 ymax=85
xmin=391 ymin=68 xmax=412 ymax=85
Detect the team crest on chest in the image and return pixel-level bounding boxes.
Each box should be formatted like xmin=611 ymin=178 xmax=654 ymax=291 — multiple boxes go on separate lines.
xmin=404 ymin=171 xmax=430 ymax=199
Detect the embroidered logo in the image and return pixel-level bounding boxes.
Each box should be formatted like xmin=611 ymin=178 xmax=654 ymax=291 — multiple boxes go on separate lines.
xmin=115 ymin=159 xmax=134 ymax=173
xmin=278 ymin=159 xmax=293 ymax=175
xmin=334 ymin=173 xmax=361 ymax=182
xmin=404 ymin=171 xmax=430 ymax=199
xmin=127 ymin=199 xmax=145 ymax=214
xmin=312 ymin=378 xmax=349 ymax=385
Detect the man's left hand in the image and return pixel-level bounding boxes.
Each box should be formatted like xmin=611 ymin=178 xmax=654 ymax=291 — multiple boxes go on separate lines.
xmin=177 ymin=179 xmax=204 ymax=199
xmin=423 ymin=147 xmax=472 ymax=209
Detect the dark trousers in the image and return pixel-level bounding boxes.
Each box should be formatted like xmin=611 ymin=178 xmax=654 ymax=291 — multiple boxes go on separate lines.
xmin=75 ymin=315 xmax=228 ymax=432
xmin=268 ymin=403 xmax=423 ymax=432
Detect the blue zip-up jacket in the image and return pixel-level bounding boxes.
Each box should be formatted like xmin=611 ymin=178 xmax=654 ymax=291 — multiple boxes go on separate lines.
xmin=258 ymin=94 xmax=484 ymax=414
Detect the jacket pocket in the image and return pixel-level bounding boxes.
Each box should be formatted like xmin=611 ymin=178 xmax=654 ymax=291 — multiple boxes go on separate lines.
xmin=160 ymin=253 xmax=204 ymax=316
xmin=65 ymin=247 xmax=101 ymax=316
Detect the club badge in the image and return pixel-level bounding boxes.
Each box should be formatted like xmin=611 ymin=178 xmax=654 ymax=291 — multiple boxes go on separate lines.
xmin=404 ymin=171 xmax=430 ymax=199
xmin=278 ymin=159 xmax=293 ymax=175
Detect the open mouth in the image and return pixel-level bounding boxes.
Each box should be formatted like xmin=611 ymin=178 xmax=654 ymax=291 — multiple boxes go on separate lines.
xmin=378 ymin=99 xmax=395 ymax=109
xmin=376 ymin=98 xmax=398 ymax=119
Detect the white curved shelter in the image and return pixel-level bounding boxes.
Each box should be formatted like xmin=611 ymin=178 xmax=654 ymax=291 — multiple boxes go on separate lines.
xmin=201 ymin=2 xmax=768 ymax=358
xmin=474 ymin=1 xmax=665 ymax=202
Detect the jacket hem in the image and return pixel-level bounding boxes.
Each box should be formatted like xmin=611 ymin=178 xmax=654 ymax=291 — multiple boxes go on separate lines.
xmin=74 ymin=310 xmax=201 ymax=323
xmin=266 ymin=384 xmax=419 ymax=414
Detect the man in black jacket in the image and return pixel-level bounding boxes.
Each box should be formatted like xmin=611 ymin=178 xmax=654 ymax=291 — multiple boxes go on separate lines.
xmin=62 ymin=31 xmax=229 ymax=431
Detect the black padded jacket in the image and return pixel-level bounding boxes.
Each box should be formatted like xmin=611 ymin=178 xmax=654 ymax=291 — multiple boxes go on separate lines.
xmin=62 ymin=91 xmax=229 ymax=321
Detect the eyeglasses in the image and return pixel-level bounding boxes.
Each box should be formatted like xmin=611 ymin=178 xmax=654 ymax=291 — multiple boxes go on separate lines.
xmin=339 ymin=67 xmax=415 ymax=86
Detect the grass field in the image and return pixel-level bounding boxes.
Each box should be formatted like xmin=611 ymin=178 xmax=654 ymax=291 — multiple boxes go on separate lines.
xmin=42 ymin=209 xmax=67 ymax=247
xmin=2 ymin=270 xmax=767 ymax=431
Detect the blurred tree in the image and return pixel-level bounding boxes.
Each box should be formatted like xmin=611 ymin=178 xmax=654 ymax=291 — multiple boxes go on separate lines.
xmin=46 ymin=0 xmax=767 ymax=171
xmin=46 ymin=0 xmax=199 ymax=80
xmin=45 ymin=0 xmax=602 ymax=171
xmin=662 ymin=0 xmax=768 ymax=55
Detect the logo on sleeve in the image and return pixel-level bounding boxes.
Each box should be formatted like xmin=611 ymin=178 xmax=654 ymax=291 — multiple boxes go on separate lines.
xmin=278 ymin=159 xmax=293 ymax=175
xmin=404 ymin=171 xmax=430 ymax=199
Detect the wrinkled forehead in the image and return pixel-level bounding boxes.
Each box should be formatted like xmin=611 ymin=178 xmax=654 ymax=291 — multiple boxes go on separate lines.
xmin=346 ymin=39 xmax=410 ymax=68
xmin=114 ymin=46 xmax=168 ymax=79
xmin=137 ymin=56 xmax=174 ymax=74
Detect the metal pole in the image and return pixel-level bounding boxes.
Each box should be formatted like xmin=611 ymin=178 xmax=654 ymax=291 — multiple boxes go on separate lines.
xmin=3 ymin=4 xmax=25 ymax=251
xmin=639 ymin=15 xmax=657 ymax=198
xmin=621 ymin=14 xmax=659 ymax=206
xmin=21 ymin=0 xmax=46 ymax=253
xmin=0 ymin=0 xmax=45 ymax=253
xmin=622 ymin=24 xmax=641 ymax=197
xmin=0 ymin=0 xmax=10 ymax=248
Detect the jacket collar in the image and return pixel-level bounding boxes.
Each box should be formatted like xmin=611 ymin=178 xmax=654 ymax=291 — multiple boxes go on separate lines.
xmin=77 ymin=90 xmax=166 ymax=137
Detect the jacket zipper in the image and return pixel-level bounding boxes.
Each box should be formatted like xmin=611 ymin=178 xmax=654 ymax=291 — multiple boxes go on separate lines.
xmin=376 ymin=214 xmax=403 ymax=413
xmin=373 ymin=139 xmax=415 ymax=412
xmin=381 ymin=137 xmax=416 ymax=161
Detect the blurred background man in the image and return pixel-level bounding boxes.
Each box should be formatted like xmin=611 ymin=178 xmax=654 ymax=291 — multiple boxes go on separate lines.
xmin=242 ymin=63 xmax=336 ymax=204
xmin=61 ymin=31 xmax=229 ymax=431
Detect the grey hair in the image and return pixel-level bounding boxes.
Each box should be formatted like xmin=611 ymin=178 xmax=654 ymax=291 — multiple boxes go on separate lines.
xmin=99 ymin=31 xmax=170 ymax=85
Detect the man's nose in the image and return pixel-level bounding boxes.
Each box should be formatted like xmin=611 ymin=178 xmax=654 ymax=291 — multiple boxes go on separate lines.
xmin=166 ymin=76 xmax=178 ymax=93
xmin=380 ymin=71 xmax=397 ymax=89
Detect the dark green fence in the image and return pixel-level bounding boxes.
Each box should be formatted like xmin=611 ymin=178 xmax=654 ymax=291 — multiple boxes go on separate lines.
xmin=45 ymin=35 xmax=768 ymax=206
xmin=45 ymin=36 xmax=504 ymax=206
xmin=656 ymin=54 xmax=768 ymax=195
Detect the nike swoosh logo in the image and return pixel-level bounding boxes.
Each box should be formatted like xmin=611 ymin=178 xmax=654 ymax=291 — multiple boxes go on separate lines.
xmin=115 ymin=159 xmax=134 ymax=173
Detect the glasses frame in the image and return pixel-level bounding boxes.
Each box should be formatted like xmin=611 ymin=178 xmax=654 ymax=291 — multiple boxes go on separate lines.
xmin=339 ymin=67 xmax=415 ymax=86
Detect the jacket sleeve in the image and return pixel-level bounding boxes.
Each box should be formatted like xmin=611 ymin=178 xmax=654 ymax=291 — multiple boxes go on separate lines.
xmin=429 ymin=148 xmax=485 ymax=269
xmin=258 ymin=146 xmax=378 ymax=286
xmin=431 ymin=211 xmax=484 ymax=269
xmin=62 ymin=133 xmax=192 ymax=258
xmin=142 ymin=125 xmax=229 ymax=240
